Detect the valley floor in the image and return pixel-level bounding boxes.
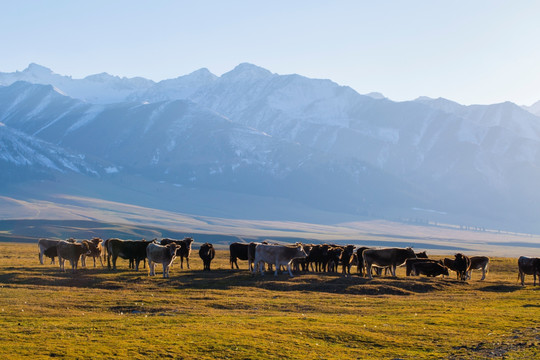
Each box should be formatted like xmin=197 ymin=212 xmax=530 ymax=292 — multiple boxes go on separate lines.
xmin=0 ymin=243 xmax=539 ymax=359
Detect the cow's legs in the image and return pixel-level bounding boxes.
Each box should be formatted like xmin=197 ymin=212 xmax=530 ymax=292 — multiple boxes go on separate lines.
xmin=39 ymin=250 xmax=44 ymax=265
xmin=287 ymin=263 xmax=294 ymax=277
xmin=366 ymin=263 xmax=373 ymax=279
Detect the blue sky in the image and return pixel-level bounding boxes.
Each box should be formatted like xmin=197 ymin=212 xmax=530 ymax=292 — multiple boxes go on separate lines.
xmin=1 ymin=1 xmax=539 ymax=105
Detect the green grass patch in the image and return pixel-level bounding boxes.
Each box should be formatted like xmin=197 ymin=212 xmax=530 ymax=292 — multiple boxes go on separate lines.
xmin=0 ymin=243 xmax=538 ymax=359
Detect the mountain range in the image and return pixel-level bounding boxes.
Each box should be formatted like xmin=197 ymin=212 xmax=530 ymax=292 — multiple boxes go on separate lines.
xmin=1 ymin=63 xmax=540 ymax=233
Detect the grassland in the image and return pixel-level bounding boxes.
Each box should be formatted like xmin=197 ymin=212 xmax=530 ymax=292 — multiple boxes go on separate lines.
xmin=0 ymin=242 xmax=539 ymax=359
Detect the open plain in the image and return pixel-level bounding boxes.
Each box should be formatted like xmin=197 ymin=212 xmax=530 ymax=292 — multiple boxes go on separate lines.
xmin=0 ymin=242 xmax=539 ymax=359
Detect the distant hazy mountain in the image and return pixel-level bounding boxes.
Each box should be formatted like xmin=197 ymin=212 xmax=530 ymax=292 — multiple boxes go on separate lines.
xmin=1 ymin=64 xmax=540 ymax=232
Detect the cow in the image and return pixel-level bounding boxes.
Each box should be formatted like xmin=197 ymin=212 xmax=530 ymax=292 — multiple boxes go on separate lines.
xmin=107 ymin=239 xmax=153 ymax=271
xmin=292 ymin=244 xmax=313 ymax=272
xmin=453 ymin=253 xmax=471 ymax=281
xmin=405 ymin=258 xmax=443 ymax=276
xmin=146 ymin=242 xmax=179 ymax=278
xmin=252 ymin=244 xmax=308 ymax=277
xmin=412 ymin=262 xmax=449 ymax=277
xmin=43 ymin=245 xmax=58 ymax=263
xmin=81 ymin=238 xmax=104 ymax=268
xmin=363 ymin=247 xmax=416 ymax=279
xmin=326 ymin=246 xmax=344 ymax=273
xmin=199 ymin=243 xmax=215 ymax=271
xmin=56 ymin=240 xmax=91 ymax=273
xmin=229 ymin=242 xmax=249 ymax=269
xmin=161 ymin=237 xmax=194 ymax=269
xmin=340 ymin=245 xmax=356 ymax=276
xmin=517 ymin=256 xmax=540 ymax=286
xmin=415 ymin=251 xmax=428 ymax=258
xmin=466 ymin=256 xmax=490 ymax=281
xmin=356 ymin=247 xmax=371 ymax=276
xmin=38 ymin=239 xmax=60 ymax=265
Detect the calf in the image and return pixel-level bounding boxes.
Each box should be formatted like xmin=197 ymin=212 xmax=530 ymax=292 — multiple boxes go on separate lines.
xmin=57 ymin=240 xmax=90 ymax=273
xmin=412 ymin=262 xmax=449 ymax=277
xmin=363 ymin=247 xmax=416 ymax=279
xmin=517 ymin=256 xmax=540 ymax=286
xmin=81 ymin=238 xmax=104 ymax=268
xmin=146 ymin=242 xmax=179 ymax=278
xmin=38 ymin=239 xmax=60 ymax=265
xmin=467 ymin=256 xmax=489 ymax=281
xmin=199 ymin=243 xmax=215 ymax=271
xmin=253 ymin=244 xmax=308 ymax=277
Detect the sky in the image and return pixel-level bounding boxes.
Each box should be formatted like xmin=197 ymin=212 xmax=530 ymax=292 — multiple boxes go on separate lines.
xmin=1 ymin=1 xmax=540 ymax=106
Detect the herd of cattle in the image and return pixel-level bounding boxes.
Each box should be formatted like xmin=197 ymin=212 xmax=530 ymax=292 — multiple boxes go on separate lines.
xmin=36 ymin=237 xmax=540 ymax=286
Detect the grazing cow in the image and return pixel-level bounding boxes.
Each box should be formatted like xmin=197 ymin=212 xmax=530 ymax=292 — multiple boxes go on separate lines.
xmin=161 ymin=237 xmax=194 ymax=269
xmin=467 ymin=256 xmax=490 ymax=281
xmin=363 ymin=247 xmax=416 ymax=279
xmin=56 ymin=240 xmax=90 ymax=273
xmin=517 ymin=256 xmax=540 ymax=286
xmin=453 ymin=253 xmax=471 ymax=281
xmin=81 ymin=238 xmax=104 ymax=268
xmin=107 ymin=239 xmax=153 ymax=271
xmin=199 ymin=243 xmax=215 ymax=271
xmin=405 ymin=258 xmax=442 ymax=276
xmin=229 ymin=242 xmax=249 ymax=269
xmin=38 ymin=239 xmax=60 ymax=265
xmin=146 ymin=242 xmax=179 ymax=278
xmin=412 ymin=262 xmax=449 ymax=277
xmin=340 ymin=245 xmax=356 ymax=276
xmin=253 ymin=244 xmax=308 ymax=277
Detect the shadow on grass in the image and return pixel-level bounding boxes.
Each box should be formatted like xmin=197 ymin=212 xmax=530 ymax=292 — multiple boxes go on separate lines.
xmin=0 ymin=265 xmax=497 ymax=296
xmin=478 ymin=284 xmax=523 ymax=293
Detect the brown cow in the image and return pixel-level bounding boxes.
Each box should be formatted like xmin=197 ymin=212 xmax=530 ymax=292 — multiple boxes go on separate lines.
xmin=453 ymin=253 xmax=471 ymax=281
xmin=363 ymin=247 xmax=416 ymax=279
xmin=81 ymin=238 xmax=104 ymax=268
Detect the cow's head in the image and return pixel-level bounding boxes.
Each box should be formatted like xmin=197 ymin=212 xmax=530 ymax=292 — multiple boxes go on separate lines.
xmin=295 ymin=245 xmax=308 ymax=259
xmin=168 ymin=243 xmax=179 ymax=257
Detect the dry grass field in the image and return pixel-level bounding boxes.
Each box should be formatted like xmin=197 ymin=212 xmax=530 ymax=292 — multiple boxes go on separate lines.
xmin=0 ymin=242 xmax=539 ymax=359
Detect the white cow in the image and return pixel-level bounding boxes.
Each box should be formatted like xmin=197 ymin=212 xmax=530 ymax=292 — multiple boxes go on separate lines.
xmin=38 ymin=239 xmax=60 ymax=264
xmin=252 ymin=244 xmax=308 ymax=277
xmin=146 ymin=242 xmax=179 ymax=278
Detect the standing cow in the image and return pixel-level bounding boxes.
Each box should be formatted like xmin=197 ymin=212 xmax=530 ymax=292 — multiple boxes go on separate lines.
xmin=57 ymin=240 xmax=91 ymax=273
xmin=253 ymin=244 xmax=308 ymax=277
xmin=81 ymin=238 xmax=104 ymax=268
xmin=146 ymin=242 xmax=179 ymax=278
xmin=467 ymin=256 xmax=489 ymax=281
xmin=161 ymin=237 xmax=194 ymax=269
xmin=453 ymin=253 xmax=471 ymax=281
xmin=199 ymin=243 xmax=215 ymax=271
xmin=363 ymin=247 xmax=416 ymax=279
xmin=517 ymin=256 xmax=540 ymax=286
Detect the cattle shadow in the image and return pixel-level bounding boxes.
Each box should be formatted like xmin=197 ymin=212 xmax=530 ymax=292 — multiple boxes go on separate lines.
xmin=0 ymin=264 xmax=520 ymax=296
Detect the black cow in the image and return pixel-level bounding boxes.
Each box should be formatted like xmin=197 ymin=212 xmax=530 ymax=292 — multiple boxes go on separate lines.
xmin=412 ymin=262 xmax=449 ymax=277
xmin=229 ymin=242 xmax=249 ymax=269
xmin=453 ymin=253 xmax=471 ymax=281
xmin=107 ymin=239 xmax=153 ymax=271
xmin=518 ymin=256 xmax=540 ymax=286
xmin=199 ymin=243 xmax=215 ymax=271
xmin=340 ymin=245 xmax=356 ymax=276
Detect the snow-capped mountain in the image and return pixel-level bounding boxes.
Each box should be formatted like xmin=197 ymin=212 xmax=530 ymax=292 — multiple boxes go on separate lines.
xmin=0 ymin=63 xmax=154 ymax=104
xmin=0 ymin=121 xmax=98 ymax=183
xmin=1 ymin=63 xmax=540 ymax=231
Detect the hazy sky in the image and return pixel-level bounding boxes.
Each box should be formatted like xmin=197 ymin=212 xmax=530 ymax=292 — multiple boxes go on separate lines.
xmin=1 ymin=1 xmax=539 ymax=105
